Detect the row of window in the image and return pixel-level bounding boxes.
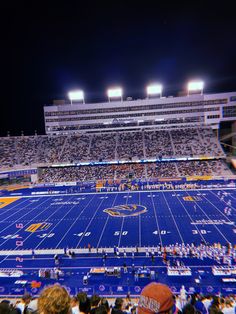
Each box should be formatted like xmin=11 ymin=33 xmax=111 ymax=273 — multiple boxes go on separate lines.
xmin=207 ymin=115 xmax=220 ymax=119
xmin=223 ymin=106 xmax=236 ymax=118
xmin=46 ymin=117 xmax=203 ymax=132
xmin=45 ymin=107 xmax=219 ymax=123
xmin=44 ymin=99 xmax=227 ymax=117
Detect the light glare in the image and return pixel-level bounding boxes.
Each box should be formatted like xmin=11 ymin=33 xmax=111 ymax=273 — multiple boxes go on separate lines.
xmin=68 ymin=90 xmax=84 ymax=101
xmin=147 ymin=84 xmax=162 ymax=95
xmin=187 ymin=81 xmax=204 ymax=91
xmin=107 ymin=87 xmax=123 ymax=98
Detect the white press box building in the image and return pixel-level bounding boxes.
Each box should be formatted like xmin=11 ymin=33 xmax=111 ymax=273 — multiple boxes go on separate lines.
xmin=44 ymin=87 xmax=236 ymax=135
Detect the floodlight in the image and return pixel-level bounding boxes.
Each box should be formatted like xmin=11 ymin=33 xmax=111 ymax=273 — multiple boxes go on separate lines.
xmin=147 ymin=84 xmax=163 ymax=96
xmin=68 ymin=90 xmax=84 ymax=104
xmin=107 ymin=87 xmax=123 ymax=101
xmin=187 ymin=81 xmax=204 ymax=94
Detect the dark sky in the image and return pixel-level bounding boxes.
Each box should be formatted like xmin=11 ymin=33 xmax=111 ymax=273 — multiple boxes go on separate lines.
xmin=1 ymin=1 xmax=236 ymax=136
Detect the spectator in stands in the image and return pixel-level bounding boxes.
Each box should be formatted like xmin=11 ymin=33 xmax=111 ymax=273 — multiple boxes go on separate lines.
xmin=27 ymin=298 xmax=38 ymax=314
xmin=137 ymin=282 xmax=174 ymax=314
xmin=222 ymin=299 xmax=235 ymax=314
xmin=190 ymin=294 xmax=207 ymax=314
xmin=90 ymin=295 xmax=101 ymax=314
xmin=208 ymin=296 xmax=223 ymax=314
xmin=0 ymin=301 xmax=12 ymax=314
xmin=125 ymin=292 xmax=131 ymax=305
xmin=95 ymin=305 xmax=110 ymax=314
xmin=38 ymin=284 xmax=71 ymax=314
xmin=77 ymin=292 xmax=87 ymax=304
xmin=16 ymin=293 xmax=32 ymax=314
xmin=182 ymin=304 xmax=197 ymax=314
xmin=111 ymin=298 xmax=126 ymax=314
xmin=71 ymin=297 xmax=79 ymax=314
xmin=172 ymin=296 xmax=181 ymax=314
xmin=98 ymin=298 xmax=111 ymax=314
xmin=202 ymin=296 xmax=213 ymax=313
xmin=78 ymin=293 xmax=91 ymax=314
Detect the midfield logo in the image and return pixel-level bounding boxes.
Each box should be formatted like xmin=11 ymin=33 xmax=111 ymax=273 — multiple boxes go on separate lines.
xmin=103 ymin=204 xmax=147 ymax=217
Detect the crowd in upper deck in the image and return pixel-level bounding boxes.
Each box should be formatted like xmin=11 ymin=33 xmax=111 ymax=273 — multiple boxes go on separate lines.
xmin=0 ymin=127 xmax=225 ymax=169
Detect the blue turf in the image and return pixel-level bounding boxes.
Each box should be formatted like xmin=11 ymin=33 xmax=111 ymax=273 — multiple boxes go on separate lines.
xmin=0 ymin=189 xmax=235 ymax=251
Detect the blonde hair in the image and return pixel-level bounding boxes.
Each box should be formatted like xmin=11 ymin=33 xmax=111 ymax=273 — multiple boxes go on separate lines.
xmin=38 ymin=284 xmax=71 ymax=314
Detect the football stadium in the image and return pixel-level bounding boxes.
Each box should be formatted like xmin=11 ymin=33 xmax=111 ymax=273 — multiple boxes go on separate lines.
xmin=0 ymin=83 xmax=236 ymax=306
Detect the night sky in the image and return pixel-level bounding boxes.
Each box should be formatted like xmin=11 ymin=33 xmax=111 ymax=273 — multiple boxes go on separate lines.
xmin=2 ymin=1 xmax=236 ymax=136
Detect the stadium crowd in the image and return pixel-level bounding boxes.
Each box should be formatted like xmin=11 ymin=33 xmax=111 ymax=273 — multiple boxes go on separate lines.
xmin=0 ymin=127 xmax=225 ymax=169
xmin=145 ymin=130 xmax=173 ymax=158
xmin=38 ymin=160 xmax=231 ymax=183
xmin=1 ymin=282 xmax=236 ymax=314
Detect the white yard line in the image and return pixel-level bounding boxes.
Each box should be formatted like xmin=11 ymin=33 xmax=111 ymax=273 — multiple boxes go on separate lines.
xmin=0 ymin=198 xmax=29 ymax=217
xmin=209 ymin=190 xmax=236 ymax=213
xmin=55 ymin=194 xmax=97 ymax=248
xmin=96 ymin=193 xmax=119 ymax=248
xmin=194 ymin=190 xmax=233 ymax=243
xmin=76 ymin=193 xmax=109 ymax=248
xmin=0 ymin=199 xmax=35 ymax=223
xmin=118 ymin=191 xmax=130 ymax=247
xmin=174 ymin=191 xmax=207 ymax=244
xmin=34 ymin=196 xmax=83 ymax=249
xmin=139 ymin=191 xmax=142 ymax=247
xmin=0 ymin=197 xmax=51 ymax=246
xmin=161 ymin=192 xmax=184 ymax=243
xmin=150 ymin=192 xmax=162 ymax=246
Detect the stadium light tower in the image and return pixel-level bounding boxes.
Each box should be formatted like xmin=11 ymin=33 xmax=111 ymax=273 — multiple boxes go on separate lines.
xmin=68 ymin=90 xmax=85 ymax=104
xmin=146 ymin=84 xmax=163 ymax=98
xmin=187 ymin=81 xmax=204 ymax=96
xmin=107 ymin=87 xmax=123 ymax=102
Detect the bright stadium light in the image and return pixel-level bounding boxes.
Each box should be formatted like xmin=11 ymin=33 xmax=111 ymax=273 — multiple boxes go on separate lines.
xmin=68 ymin=90 xmax=84 ymax=104
xmin=107 ymin=87 xmax=123 ymax=101
xmin=146 ymin=84 xmax=163 ymax=97
xmin=187 ymin=81 xmax=204 ymax=95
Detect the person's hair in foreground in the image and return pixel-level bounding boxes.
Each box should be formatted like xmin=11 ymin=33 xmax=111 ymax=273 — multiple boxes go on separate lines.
xmin=78 ymin=294 xmax=90 ymax=314
xmin=91 ymin=295 xmax=101 ymax=308
xmin=182 ymin=304 xmax=197 ymax=314
xmin=38 ymin=284 xmax=71 ymax=314
xmin=0 ymin=301 xmax=11 ymax=314
xmin=114 ymin=298 xmax=124 ymax=310
xmin=137 ymin=282 xmax=174 ymax=314
xmin=99 ymin=298 xmax=110 ymax=314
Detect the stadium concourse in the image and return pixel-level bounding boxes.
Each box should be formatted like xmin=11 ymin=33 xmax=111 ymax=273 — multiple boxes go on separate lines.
xmin=0 ymin=126 xmax=235 ymax=297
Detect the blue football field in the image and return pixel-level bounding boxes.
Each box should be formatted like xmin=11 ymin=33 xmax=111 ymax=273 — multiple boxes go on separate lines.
xmin=0 ymin=189 xmax=235 ymax=251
